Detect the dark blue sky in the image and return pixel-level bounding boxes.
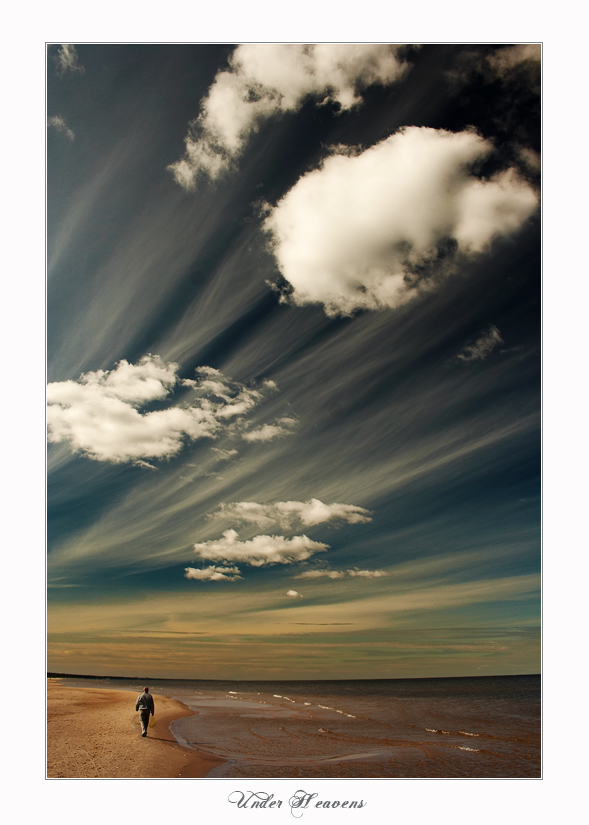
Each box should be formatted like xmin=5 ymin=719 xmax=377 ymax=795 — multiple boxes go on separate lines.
xmin=47 ymin=44 xmax=540 ymax=679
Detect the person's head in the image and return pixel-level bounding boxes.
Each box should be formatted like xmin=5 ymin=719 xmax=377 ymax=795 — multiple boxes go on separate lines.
xmin=143 ymin=687 xmax=149 ymax=692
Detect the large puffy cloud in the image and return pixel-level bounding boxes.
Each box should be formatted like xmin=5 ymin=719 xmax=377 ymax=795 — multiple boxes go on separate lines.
xmin=211 ymin=499 xmax=372 ymax=529
xmin=169 ymin=44 xmax=412 ymax=189
xmin=192 ymin=529 xmax=328 ymax=567
xmin=264 ymin=127 xmax=539 ymax=316
xmin=47 ymin=356 xmax=277 ymax=464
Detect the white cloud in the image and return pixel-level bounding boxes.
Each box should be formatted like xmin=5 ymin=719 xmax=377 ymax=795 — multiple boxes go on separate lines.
xmin=242 ymin=417 xmax=297 ymax=442
xmin=185 ymin=565 xmax=242 ymax=581
xmin=457 ymin=325 xmax=504 ymax=362
xmin=264 ymin=127 xmax=539 ymax=316
xmin=47 ymin=355 xmax=279 ymax=464
xmin=348 ymin=569 xmax=388 ymax=578
xmin=55 ymin=44 xmax=85 ymax=77
xmin=295 ymin=568 xmax=387 ymax=579
xmin=192 ymin=529 xmax=328 ymax=567
xmin=212 ymin=499 xmax=372 ymax=529
xmin=169 ymin=44 xmax=412 ymax=189
xmin=47 ymin=115 xmax=75 ymax=141
xmin=286 ymin=589 xmax=303 ymax=598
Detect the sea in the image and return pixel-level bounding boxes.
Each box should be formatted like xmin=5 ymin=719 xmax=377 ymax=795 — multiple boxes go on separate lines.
xmin=59 ymin=674 xmax=540 ymax=778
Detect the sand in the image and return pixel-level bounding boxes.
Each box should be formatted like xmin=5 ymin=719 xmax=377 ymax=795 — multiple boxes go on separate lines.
xmin=47 ymin=680 xmax=225 ymax=778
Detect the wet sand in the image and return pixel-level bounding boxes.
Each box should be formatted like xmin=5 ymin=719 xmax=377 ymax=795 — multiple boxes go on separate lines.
xmin=47 ymin=680 xmax=225 ymax=778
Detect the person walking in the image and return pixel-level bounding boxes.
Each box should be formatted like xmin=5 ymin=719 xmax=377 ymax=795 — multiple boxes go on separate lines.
xmin=135 ymin=686 xmax=155 ymax=737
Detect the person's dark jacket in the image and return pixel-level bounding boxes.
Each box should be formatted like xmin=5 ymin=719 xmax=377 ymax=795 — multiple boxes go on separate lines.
xmin=135 ymin=691 xmax=155 ymax=714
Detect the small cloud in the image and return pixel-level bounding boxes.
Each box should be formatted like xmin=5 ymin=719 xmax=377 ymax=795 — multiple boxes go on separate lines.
xmin=348 ymin=569 xmax=388 ymax=578
xmin=295 ymin=568 xmax=387 ymax=579
xmin=456 ymin=325 xmax=504 ymax=362
xmin=242 ymin=418 xmax=297 ymax=442
xmin=54 ymin=44 xmax=85 ymax=77
xmin=134 ymin=459 xmax=157 ymax=471
xmin=47 ymin=115 xmax=75 ymax=141
xmin=211 ymin=499 xmax=372 ymax=529
xmin=185 ymin=565 xmax=242 ymax=581
xmin=296 ymin=569 xmax=346 ymax=579
xmin=286 ymin=589 xmax=303 ymax=598
xmin=193 ymin=529 xmax=328 ymax=567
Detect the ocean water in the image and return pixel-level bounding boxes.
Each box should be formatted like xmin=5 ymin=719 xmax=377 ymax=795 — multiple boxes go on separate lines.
xmin=60 ymin=675 xmax=540 ymax=778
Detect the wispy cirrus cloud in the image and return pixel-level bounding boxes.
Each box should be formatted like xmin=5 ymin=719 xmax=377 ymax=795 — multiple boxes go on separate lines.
xmin=211 ymin=499 xmax=372 ymax=529
xmin=47 ymin=115 xmax=75 ymax=141
xmin=192 ymin=529 xmax=328 ymax=567
xmin=456 ymin=325 xmax=504 ymax=362
xmin=169 ymin=44 xmax=413 ymax=189
xmin=295 ymin=568 xmax=388 ymax=579
xmin=47 ymin=356 xmax=282 ymax=464
xmin=184 ymin=565 xmax=242 ymax=581
xmin=264 ymin=127 xmax=539 ymax=316
xmin=54 ymin=44 xmax=85 ymax=77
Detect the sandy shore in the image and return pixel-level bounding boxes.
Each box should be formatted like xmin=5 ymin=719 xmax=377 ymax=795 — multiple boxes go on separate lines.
xmin=47 ymin=680 xmax=225 ymax=778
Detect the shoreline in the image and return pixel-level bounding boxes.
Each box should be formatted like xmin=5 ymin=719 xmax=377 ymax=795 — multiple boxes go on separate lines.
xmin=47 ymin=680 xmax=226 ymax=778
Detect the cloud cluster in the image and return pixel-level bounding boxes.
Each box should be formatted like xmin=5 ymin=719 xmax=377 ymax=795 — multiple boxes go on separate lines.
xmin=457 ymin=325 xmax=504 ymax=362
xmin=47 ymin=115 xmax=75 ymax=141
xmin=184 ymin=565 xmax=242 ymax=581
xmin=55 ymin=44 xmax=85 ymax=77
xmin=295 ymin=568 xmax=388 ymax=579
xmin=169 ymin=44 xmax=412 ymax=189
xmin=47 ymin=356 xmax=278 ymax=463
xmin=193 ymin=529 xmax=328 ymax=567
xmin=211 ymin=499 xmax=372 ymax=529
xmin=264 ymin=126 xmax=539 ymax=316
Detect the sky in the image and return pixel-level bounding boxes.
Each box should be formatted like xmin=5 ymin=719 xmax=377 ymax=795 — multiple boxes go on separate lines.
xmin=47 ymin=43 xmax=541 ymax=680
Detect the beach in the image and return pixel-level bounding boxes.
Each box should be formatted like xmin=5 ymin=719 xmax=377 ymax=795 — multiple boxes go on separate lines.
xmin=47 ymin=680 xmax=224 ymax=778
xmin=51 ymin=675 xmax=541 ymax=778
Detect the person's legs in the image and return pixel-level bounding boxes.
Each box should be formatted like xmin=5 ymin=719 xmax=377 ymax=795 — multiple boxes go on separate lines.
xmin=140 ymin=709 xmax=150 ymax=735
